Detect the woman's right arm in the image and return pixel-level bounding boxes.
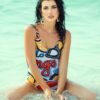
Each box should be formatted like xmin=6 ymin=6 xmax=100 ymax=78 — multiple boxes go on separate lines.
xmin=24 ymin=25 xmax=51 ymax=94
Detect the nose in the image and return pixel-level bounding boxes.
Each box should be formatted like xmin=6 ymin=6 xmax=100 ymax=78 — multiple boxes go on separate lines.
xmin=48 ymin=8 xmax=53 ymax=14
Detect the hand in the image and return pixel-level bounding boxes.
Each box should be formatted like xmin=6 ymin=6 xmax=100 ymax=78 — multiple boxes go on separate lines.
xmin=54 ymin=91 xmax=67 ymax=100
xmin=57 ymin=94 xmax=67 ymax=100
xmin=44 ymin=89 xmax=52 ymax=100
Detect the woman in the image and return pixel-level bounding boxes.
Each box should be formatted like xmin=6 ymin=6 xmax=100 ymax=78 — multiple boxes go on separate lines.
xmin=7 ymin=0 xmax=96 ymax=100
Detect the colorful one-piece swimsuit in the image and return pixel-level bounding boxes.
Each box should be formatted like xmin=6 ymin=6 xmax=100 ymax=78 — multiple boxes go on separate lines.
xmin=27 ymin=24 xmax=64 ymax=90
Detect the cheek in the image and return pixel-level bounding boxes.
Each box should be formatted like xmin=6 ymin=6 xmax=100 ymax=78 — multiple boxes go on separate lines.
xmin=41 ymin=10 xmax=47 ymax=16
xmin=53 ymin=10 xmax=59 ymax=17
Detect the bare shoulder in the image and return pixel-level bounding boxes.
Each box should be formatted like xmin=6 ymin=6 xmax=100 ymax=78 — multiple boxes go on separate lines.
xmin=63 ymin=29 xmax=71 ymax=46
xmin=24 ymin=24 xmax=37 ymax=39
xmin=65 ymin=29 xmax=71 ymax=40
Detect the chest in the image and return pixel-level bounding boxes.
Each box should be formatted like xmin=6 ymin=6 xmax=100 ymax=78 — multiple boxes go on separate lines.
xmin=39 ymin=32 xmax=60 ymax=49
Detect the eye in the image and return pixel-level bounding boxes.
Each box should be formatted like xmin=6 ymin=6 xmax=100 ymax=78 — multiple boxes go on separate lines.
xmin=43 ymin=6 xmax=48 ymax=10
xmin=52 ymin=5 xmax=57 ymax=9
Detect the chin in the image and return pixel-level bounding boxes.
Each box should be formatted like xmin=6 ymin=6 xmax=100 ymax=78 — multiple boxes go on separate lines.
xmin=47 ymin=19 xmax=56 ymax=23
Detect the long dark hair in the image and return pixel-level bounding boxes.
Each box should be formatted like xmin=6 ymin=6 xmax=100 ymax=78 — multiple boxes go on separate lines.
xmin=35 ymin=0 xmax=66 ymax=43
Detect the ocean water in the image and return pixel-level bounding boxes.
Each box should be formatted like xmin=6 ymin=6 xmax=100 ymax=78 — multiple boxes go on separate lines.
xmin=0 ymin=0 xmax=100 ymax=100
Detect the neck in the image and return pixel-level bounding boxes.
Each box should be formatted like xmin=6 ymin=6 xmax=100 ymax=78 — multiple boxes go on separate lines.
xmin=40 ymin=21 xmax=56 ymax=34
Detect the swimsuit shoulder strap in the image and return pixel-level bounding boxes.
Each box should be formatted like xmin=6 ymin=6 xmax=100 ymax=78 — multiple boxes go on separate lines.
xmin=30 ymin=24 xmax=40 ymax=40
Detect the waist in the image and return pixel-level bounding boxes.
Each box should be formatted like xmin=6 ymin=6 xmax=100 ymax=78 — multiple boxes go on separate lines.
xmin=27 ymin=72 xmax=58 ymax=90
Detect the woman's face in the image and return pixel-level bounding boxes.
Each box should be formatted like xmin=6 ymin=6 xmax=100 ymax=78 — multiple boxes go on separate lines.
xmin=41 ymin=0 xmax=59 ymax=23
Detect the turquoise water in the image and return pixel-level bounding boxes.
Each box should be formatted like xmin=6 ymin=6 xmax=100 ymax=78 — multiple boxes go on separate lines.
xmin=0 ymin=0 xmax=100 ymax=99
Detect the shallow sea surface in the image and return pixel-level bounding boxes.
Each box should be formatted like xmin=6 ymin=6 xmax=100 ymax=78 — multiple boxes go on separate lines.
xmin=0 ymin=0 xmax=100 ymax=100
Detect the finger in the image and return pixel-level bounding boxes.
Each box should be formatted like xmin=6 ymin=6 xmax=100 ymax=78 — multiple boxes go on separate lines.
xmin=46 ymin=95 xmax=52 ymax=100
xmin=58 ymin=95 xmax=65 ymax=100
xmin=61 ymin=96 xmax=68 ymax=100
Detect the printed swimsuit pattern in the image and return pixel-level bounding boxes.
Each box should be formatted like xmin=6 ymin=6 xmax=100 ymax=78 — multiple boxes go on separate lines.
xmin=27 ymin=24 xmax=64 ymax=90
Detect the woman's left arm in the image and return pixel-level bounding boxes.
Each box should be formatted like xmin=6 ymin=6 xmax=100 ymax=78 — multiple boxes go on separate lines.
xmin=56 ymin=30 xmax=71 ymax=94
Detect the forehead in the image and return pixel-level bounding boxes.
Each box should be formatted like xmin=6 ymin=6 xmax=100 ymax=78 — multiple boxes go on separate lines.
xmin=42 ymin=0 xmax=57 ymax=6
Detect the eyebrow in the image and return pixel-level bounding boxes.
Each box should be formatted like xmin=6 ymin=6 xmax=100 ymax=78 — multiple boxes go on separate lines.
xmin=43 ymin=5 xmax=57 ymax=7
xmin=52 ymin=4 xmax=57 ymax=6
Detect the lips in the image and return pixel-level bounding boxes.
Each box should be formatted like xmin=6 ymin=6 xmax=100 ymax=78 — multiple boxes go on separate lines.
xmin=48 ymin=16 xmax=54 ymax=19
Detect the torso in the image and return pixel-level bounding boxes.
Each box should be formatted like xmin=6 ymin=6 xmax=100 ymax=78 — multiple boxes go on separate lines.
xmin=34 ymin=24 xmax=61 ymax=49
xmin=27 ymin=24 xmax=64 ymax=90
